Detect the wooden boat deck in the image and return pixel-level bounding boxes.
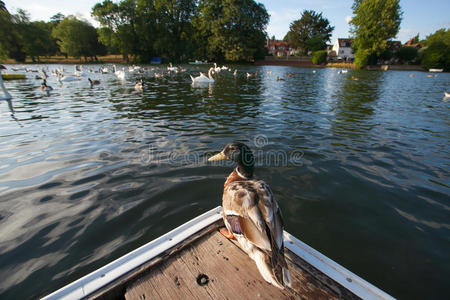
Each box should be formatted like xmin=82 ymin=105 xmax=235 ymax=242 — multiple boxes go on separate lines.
xmin=91 ymin=220 xmax=358 ymax=300
xmin=43 ymin=207 xmax=393 ymax=300
xmin=125 ymin=226 xmax=357 ymax=300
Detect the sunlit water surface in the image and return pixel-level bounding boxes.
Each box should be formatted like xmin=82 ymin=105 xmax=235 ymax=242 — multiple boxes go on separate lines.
xmin=0 ymin=64 xmax=449 ymax=299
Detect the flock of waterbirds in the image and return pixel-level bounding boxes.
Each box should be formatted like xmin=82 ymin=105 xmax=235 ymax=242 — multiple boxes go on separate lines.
xmin=0 ymin=63 xmax=448 ymax=101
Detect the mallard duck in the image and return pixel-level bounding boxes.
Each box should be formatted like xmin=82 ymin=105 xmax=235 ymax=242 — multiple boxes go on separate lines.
xmin=135 ymin=80 xmax=143 ymax=92
xmin=208 ymin=142 xmax=291 ymax=289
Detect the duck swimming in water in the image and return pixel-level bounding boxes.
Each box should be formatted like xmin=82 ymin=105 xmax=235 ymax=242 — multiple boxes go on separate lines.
xmin=209 ymin=142 xmax=291 ymax=289
xmin=135 ymin=80 xmax=143 ymax=92
xmin=40 ymin=79 xmax=53 ymax=91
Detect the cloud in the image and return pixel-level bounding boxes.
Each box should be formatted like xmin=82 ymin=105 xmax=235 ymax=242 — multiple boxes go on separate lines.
xmin=345 ymin=16 xmax=352 ymax=24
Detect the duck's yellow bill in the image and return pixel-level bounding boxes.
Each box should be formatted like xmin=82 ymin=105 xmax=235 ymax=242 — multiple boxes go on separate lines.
xmin=208 ymin=151 xmax=227 ymax=162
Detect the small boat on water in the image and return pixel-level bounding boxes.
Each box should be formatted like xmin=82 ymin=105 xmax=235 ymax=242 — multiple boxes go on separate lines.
xmin=42 ymin=206 xmax=394 ymax=300
xmin=429 ymin=68 xmax=443 ymax=73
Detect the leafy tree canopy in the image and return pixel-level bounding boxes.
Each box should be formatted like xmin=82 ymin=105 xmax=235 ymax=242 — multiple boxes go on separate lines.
xmin=193 ymin=0 xmax=269 ymax=62
xmin=350 ymin=0 xmax=402 ymax=67
xmin=421 ymin=28 xmax=450 ymax=71
xmin=285 ymin=10 xmax=334 ymax=54
xmin=52 ymin=16 xmax=104 ymax=60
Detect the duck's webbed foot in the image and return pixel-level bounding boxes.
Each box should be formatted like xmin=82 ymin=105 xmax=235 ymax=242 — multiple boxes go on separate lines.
xmin=219 ymin=227 xmax=234 ymax=239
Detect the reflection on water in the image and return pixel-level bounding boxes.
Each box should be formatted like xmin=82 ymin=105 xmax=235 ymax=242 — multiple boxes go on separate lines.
xmin=0 ymin=65 xmax=449 ymax=299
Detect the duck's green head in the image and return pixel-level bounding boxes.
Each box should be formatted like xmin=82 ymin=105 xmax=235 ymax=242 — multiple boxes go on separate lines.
xmin=209 ymin=142 xmax=254 ymax=177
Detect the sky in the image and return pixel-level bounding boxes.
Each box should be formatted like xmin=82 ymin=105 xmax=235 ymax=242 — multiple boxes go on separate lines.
xmin=3 ymin=0 xmax=450 ymax=44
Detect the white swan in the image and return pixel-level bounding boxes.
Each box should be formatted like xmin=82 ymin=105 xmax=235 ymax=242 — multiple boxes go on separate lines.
xmin=445 ymin=92 xmax=450 ymax=98
xmin=113 ymin=65 xmax=126 ymax=80
xmin=74 ymin=65 xmax=87 ymax=77
xmin=0 ymin=65 xmax=12 ymax=100
xmin=100 ymin=66 xmax=109 ymax=74
xmin=190 ymin=68 xmax=215 ymax=83
xmin=213 ymin=63 xmax=221 ymax=73
xmin=58 ymin=73 xmax=81 ymax=82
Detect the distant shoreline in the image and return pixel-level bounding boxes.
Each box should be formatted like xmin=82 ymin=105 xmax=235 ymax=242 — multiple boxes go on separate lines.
xmin=1 ymin=56 xmax=431 ymax=72
xmin=255 ymin=59 xmax=427 ymax=71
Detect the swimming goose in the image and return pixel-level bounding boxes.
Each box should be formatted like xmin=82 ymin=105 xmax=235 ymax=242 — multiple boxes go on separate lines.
xmin=0 ymin=65 xmax=12 ymax=100
xmin=190 ymin=68 xmax=215 ymax=83
xmin=208 ymin=142 xmax=291 ymax=289
xmin=40 ymin=79 xmax=53 ymax=91
xmin=88 ymin=78 xmax=100 ymax=87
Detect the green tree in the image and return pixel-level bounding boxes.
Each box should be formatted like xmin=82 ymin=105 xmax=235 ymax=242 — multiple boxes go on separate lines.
xmin=423 ymin=28 xmax=450 ymax=47
xmin=350 ymin=0 xmax=402 ymax=68
xmin=52 ymin=16 xmax=104 ymax=60
xmin=92 ymin=0 xmax=146 ymax=61
xmin=421 ymin=29 xmax=450 ymax=71
xmin=285 ymin=10 xmax=334 ymax=54
xmin=0 ymin=9 xmax=26 ymax=61
xmin=193 ymin=0 xmax=269 ymax=62
xmin=50 ymin=13 xmax=65 ymax=26
xmin=155 ymin=0 xmax=197 ymax=62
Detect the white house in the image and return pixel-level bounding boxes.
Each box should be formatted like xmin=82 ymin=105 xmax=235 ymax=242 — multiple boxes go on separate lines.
xmin=332 ymin=38 xmax=354 ymax=61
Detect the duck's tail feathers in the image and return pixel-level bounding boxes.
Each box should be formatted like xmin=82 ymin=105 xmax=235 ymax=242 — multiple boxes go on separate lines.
xmin=253 ymin=250 xmax=284 ymax=289
xmin=190 ymin=75 xmax=194 ymax=83
xmin=282 ymin=266 xmax=292 ymax=288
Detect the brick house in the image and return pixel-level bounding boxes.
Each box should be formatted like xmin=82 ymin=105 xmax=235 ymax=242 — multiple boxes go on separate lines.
xmin=266 ymin=40 xmax=296 ymax=56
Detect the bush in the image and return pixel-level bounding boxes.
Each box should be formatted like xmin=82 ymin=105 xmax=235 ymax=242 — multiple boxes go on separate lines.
xmin=354 ymin=49 xmax=377 ymax=68
xmin=396 ymin=46 xmax=418 ymax=62
xmin=311 ymin=50 xmax=327 ymax=64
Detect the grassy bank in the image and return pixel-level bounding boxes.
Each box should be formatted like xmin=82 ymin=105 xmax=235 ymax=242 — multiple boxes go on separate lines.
xmin=326 ymin=62 xmax=357 ymax=69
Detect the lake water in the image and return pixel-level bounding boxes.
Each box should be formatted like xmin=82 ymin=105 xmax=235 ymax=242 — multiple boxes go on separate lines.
xmin=0 ymin=64 xmax=448 ymax=299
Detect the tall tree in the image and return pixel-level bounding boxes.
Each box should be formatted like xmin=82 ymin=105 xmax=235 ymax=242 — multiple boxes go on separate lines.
xmin=350 ymin=0 xmax=402 ymax=67
xmin=285 ymin=10 xmax=334 ymax=54
xmin=92 ymin=0 xmax=141 ymax=61
xmin=0 ymin=9 xmax=26 ymax=61
xmin=52 ymin=16 xmax=104 ymax=61
xmin=193 ymin=0 xmax=269 ymax=62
